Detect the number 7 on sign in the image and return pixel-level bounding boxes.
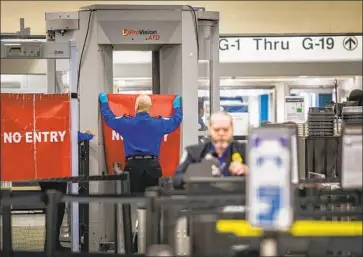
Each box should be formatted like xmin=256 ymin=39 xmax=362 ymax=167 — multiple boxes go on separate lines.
xmin=257 ymin=186 xmax=282 ymax=226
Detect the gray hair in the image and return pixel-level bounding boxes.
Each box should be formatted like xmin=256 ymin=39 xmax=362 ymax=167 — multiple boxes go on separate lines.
xmin=209 ymin=111 xmax=233 ymax=126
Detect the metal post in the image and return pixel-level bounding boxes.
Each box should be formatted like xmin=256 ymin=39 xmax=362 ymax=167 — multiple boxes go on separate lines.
xmin=209 ymin=20 xmax=220 ymax=114
xmin=46 ymin=60 xmax=57 ymax=93
xmin=160 ymin=208 xmax=177 ymax=253
xmin=115 ymin=179 xmax=124 ymax=254
xmin=79 ymin=141 xmax=90 ymax=252
xmin=121 ymin=172 xmax=133 ymax=254
xmin=115 ymin=172 xmax=133 ymax=254
xmin=152 ymin=51 xmax=160 ymax=94
xmin=145 ymin=188 xmax=160 ymax=250
xmin=70 ymin=40 xmax=80 ymax=252
xmin=190 ymin=214 xmax=218 ymax=256
xmin=84 ymin=141 xmax=90 ymax=179
xmin=45 ymin=190 xmax=63 ymax=256
xmin=260 ymin=232 xmax=279 ymax=257
xmin=1 ymin=190 xmax=13 ymax=255
xmin=159 ymin=178 xmax=176 ymax=252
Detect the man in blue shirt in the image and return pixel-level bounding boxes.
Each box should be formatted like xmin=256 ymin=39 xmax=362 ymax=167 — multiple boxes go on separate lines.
xmin=174 ymin=111 xmax=248 ymax=188
xmin=99 ymin=93 xmax=183 ymax=193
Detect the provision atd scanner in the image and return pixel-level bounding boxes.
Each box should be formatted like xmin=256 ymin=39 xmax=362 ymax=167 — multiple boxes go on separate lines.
xmin=45 ymin=4 xmax=220 ymax=252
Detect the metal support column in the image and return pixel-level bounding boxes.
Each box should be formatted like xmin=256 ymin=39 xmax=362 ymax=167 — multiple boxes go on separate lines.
xmin=160 ymin=207 xmax=177 ymax=254
xmin=115 ymin=180 xmax=124 ymax=254
xmin=121 ymin=173 xmax=133 ymax=254
xmin=115 ymin=172 xmax=133 ymax=254
xmin=47 ymin=59 xmax=57 ymax=93
xmin=45 ymin=190 xmax=63 ymax=256
xmin=152 ymin=51 xmax=161 ymax=94
xmin=145 ymin=188 xmax=160 ymax=250
xmin=205 ymin=19 xmax=220 ymax=114
xmin=70 ymin=41 xmax=80 ymax=252
xmin=159 ymin=177 xmax=177 ymax=252
xmin=260 ymin=233 xmax=278 ymax=257
xmin=79 ymin=141 xmax=90 ymax=252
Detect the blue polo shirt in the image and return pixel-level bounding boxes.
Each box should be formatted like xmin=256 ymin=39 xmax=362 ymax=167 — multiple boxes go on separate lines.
xmin=101 ymin=103 xmax=183 ymax=157
xmin=210 ymin=144 xmax=231 ymax=177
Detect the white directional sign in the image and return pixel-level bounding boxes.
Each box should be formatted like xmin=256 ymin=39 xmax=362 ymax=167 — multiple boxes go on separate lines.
xmin=112 ymin=35 xmax=362 ymax=64
xmin=247 ymin=127 xmax=293 ymax=230
xmin=343 ymin=36 xmax=359 ymax=51
xmin=219 ymin=35 xmax=362 ymax=63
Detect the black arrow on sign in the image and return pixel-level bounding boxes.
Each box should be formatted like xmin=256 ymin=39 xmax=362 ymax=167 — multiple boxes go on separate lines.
xmin=343 ymin=37 xmax=358 ymax=51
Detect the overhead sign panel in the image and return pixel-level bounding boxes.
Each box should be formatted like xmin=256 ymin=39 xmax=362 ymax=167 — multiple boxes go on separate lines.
xmin=219 ymin=35 xmax=362 ymax=63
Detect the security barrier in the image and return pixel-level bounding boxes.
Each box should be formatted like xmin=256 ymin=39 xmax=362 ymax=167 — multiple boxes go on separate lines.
xmin=1 ymin=173 xmax=134 ymax=256
xmin=0 ymin=140 xmax=90 ymax=251
xmin=1 ymin=177 xmax=362 ymax=257
xmin=135 ymin=179 xmax=362 ymax=257
xmin=1 ymin=93 xmax=72 ymax=181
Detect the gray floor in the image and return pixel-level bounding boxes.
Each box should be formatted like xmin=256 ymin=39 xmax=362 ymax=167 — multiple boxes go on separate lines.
xmin=1 ymin=214 xmax=46 ymax=251
xmin=0 ymin=206 xmax=137 ymax=252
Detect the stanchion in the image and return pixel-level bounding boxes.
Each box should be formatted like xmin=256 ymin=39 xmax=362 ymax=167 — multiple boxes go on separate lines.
xmin=121 ymin=172 xmax=133 ymax=254
xmin=78 ymin=141 xmax=90 ymax=252
xmin=160 ymin=207 xmax=175 ymax=246
xmin=44 ymin=190 xmax=63 ymax=257
xmin=115 ymin=179 xmax=124 ymax=254
xmin=1 ymin=175 xmax=362 ymax=257
xmin=259 ymin=232 xmax=278 ymax=257
xmin=145 ymin=188 xmax=160 ymax=250
xmin=159 ymin=178 xmax=177 ymax=253
xmin=114 ymin=171 xmax=133 ymax=254
xmin=1 ymin=189 xmax=13 ymax=255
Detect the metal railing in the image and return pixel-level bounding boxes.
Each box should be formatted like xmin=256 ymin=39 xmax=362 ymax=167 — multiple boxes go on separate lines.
xmin=1 ymin=177 xmax=362 ymax=257
xmin=0 ymin=140 xmax=91 ymax=252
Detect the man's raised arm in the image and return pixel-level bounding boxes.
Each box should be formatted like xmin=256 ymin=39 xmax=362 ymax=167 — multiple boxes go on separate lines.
xmin=99 ymin=93 xmax=131 ymax=134
xmin=161 ymin=95 xmax=183 ymax=134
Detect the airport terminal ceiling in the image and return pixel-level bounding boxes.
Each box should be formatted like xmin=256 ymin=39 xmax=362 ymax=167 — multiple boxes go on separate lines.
xmin=1 ymin=1 xmax=362 ymax=34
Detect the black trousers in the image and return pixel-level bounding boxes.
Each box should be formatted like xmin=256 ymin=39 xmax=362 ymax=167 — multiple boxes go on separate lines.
xmin=124 ymin=158 xmax=162 ymax=194
xmin=39 ymin=181 xmax=67 ymax=248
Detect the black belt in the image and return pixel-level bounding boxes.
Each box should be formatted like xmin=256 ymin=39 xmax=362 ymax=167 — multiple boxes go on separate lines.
xmin=126 ymin=155 xmax=157 ymax=161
